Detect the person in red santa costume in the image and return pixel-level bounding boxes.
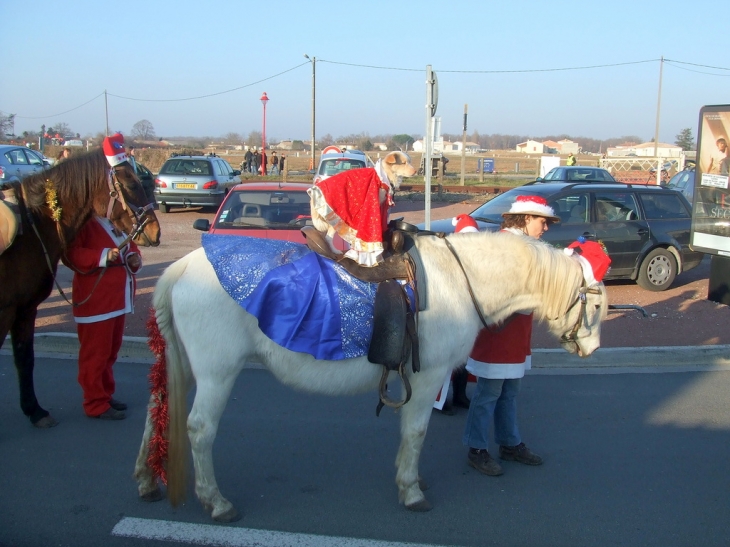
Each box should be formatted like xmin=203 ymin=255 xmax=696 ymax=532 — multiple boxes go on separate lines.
xmin=462 ymin=195 xmax=560 ymax=475
xmin=64 ymin=133 xmax=142 ymax=420
xmin=435 ymin=214 xmax=480 ymax=415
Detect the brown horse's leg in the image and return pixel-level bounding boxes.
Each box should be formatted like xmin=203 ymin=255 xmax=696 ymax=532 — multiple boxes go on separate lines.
xmin=10 ymin=307 xmax=58 ymax=428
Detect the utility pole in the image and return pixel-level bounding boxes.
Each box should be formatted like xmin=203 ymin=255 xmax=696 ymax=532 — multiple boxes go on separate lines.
xmin=653 ymin=56 xmax=664 ymax=184
xmin=104 ymin=90 xmax=109 ymax=137
xmin=304 ymin=55 xmax=316 ymax=170
xmin=460 ymin=104 xmax=468 ymax=186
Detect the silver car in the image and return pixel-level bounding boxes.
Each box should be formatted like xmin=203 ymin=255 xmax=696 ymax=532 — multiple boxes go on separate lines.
xmin=154 ymin=154 xmax=242 ymax=213
xmin=0 ymin=144 xmax=52 ymax=183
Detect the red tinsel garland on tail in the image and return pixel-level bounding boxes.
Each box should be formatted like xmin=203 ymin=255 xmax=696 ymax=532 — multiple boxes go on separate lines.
xmin=146 ymin=309 xmax=169 ymax=485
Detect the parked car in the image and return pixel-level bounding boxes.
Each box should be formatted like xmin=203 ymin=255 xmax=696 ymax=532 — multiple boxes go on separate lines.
xmin=532 ymin=166 xmax=618 ymax=184
xmin=134 ymin=162 xmax=157 ymax=207
xmin=155 ymin=154 xmax=242 ymax=213
xmin=663 ymin=168 xmax=695 ymax=203
xmin=193 ymin=181 xmax=348 ymax=249
xmin=0 ymin=144 xmax=53 ymax=183
xmin=313 ymin=148 xmax=373 ymax=185
xmin=423 ymin=182 xmax=704 ymax=291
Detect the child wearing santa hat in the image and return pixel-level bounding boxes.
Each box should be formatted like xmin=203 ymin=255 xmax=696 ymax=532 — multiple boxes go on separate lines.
xmin=436 ymin=214 xmax=480 ymax=415
xmin=462 ymin=195 xmax=560 ymax=475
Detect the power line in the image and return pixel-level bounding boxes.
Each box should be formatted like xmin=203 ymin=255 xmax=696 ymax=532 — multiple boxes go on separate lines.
xmin=665 ymin=60 xmax=730 ymax=77
xmin=14 ymin=92 xmax=106 ymax=119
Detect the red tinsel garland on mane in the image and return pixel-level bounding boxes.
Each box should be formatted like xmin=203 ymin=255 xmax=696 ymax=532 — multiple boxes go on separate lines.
xmin=146 ymin=309 xmax=168 ymax=485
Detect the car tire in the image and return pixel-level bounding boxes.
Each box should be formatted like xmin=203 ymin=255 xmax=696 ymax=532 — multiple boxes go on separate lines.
xmin=159 ymin=202 xmax=169 ymax=214
xmin=637 ymin=248 xmax=676 ymax=291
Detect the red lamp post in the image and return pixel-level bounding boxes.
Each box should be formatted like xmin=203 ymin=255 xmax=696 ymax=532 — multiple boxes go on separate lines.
xmin=260 ymin=92 xmax=269 ymax=176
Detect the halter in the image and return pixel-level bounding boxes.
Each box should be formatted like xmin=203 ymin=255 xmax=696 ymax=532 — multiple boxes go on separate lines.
xmin=559 ymin=282 xmax=603 ymax=343
xmin=106 ymin=166 xmax=155 ymax=247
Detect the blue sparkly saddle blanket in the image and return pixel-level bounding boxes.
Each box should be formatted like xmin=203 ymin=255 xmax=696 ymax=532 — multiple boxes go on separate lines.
xmin=202 ymin=234 xmax=378 ymax=361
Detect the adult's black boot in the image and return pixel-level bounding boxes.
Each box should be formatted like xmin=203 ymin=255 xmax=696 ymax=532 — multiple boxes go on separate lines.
xmin=452 ymin=366 xmax=470 ymax=409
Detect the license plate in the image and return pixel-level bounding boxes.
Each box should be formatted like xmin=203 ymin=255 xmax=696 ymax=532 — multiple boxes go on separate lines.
xmin=175 ymin=183 xmax=196 ymax=189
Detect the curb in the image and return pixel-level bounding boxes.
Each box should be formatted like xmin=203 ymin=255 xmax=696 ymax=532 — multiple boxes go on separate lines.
xmin=6 ymin=334 xmax=728 ymax=373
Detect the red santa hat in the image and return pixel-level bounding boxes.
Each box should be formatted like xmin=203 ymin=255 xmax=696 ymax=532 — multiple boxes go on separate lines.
xmin=102 ymin=133 xmax=127 ymax=167
xmin=564 ymin=238 xmax=612 ymax=286
xmin=452 ymin=214 xmax=479 ymax=233
xmin=502 ymin=195 xmax=560 ymax=222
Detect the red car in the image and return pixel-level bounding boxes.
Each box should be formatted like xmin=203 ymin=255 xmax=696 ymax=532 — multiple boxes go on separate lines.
xmin=193 ymin=181 xmax=347 ymax=249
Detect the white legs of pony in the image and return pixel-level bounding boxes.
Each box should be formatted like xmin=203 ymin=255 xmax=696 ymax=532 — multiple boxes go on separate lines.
xmin=132 ymin=248 xmax=450 ymax=522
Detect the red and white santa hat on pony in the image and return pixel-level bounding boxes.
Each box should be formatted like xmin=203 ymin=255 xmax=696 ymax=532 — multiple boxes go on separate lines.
xmin=502 ymin=195 xmax=560 ymax=222
xmin=564 ymin=238 xmax=612 ymax=286
xmin=103 ymin=132 xmax=128 ymax=167
xmin=452 ymin=214 xmax=479 ymax=233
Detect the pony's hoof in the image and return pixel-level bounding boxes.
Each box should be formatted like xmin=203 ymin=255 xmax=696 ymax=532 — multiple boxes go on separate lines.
xmin=213 ymin=507 xmax=242 ymax=523
xmin=140 ymin=488 xmax=164 ymax=502
xmin=33 ymin=415 xmax=59 ymax=428
xmin=406 ymin=498 xmax=433 ymax=512
xmin=418 ymin=477 xmax=429 ymax=491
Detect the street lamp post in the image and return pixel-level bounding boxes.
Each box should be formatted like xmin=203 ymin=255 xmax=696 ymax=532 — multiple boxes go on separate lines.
xmin=304 ymin=54 xmax=316 ymax=170
xmin=260 ymin=92 xmax=269 ymax=176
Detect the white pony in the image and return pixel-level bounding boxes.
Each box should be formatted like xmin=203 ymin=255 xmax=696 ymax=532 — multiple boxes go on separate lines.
xmin=133 ymin=230 xmax=607 ymax=523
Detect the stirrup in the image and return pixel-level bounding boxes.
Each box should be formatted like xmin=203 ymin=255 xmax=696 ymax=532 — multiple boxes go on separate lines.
xmin=376 ymin=363 xmax=412 ymax=416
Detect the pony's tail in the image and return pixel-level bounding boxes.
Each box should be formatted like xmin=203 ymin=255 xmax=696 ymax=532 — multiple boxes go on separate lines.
xmin=150 ymin=257 xmax=193 ymax=507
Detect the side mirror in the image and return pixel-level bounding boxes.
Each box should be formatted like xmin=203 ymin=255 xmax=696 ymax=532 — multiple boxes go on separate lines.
xmin=232 ymin=169 xmax=241 ymax=176
xmin=193 ymin=219 xmax=211 ymax=232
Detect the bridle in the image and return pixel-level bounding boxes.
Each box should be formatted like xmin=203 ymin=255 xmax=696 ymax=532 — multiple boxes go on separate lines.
xmin=559 ymin=282 xmax=603 ymax=344
xmin=442 ymin=235 xmax=603 ymax=344
xmin=106 ymin=166 xmax=155 ymax=248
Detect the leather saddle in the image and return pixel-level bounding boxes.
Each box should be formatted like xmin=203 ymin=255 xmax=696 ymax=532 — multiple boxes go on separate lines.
xmin=0 ymin=184 xmax=21 ymax=256
xmin=300 ymin=222 xmax=424 ymax=415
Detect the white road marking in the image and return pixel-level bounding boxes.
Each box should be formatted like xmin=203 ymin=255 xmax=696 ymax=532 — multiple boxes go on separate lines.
xmin=112 ymin=517 xmax=456 ymax=547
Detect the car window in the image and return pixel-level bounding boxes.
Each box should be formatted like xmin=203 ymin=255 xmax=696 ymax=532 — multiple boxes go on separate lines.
xmin=161 ymin=159 xmax=212 ymax=176
xmin=639 ymin=193 xmax=689 ymax=220
xmin=549 ymin=193 xmax=589 ymax=223
xmin=213 ymin=160 xmax=225 ymax=176
xmin=6 ymin=149 xmax=28 ymax=165
xmin=24 ymin=149 xmax=44 ymax=166
xmin=543 ymin=168 xmax=562 ymax=181
xmin=594 ymin=192 xmax=640 ymax=222
xmin=215 ymin=191 xmax=312 ymax=227
xmin=319 ymin=158 xmax=366 ymax=176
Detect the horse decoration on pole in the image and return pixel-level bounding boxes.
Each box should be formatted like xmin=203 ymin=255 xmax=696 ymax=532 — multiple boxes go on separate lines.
xmin=0 ymin=133 xmax=161 ymax=427
xmin=134 ymin=218 xmax=610 ymax=522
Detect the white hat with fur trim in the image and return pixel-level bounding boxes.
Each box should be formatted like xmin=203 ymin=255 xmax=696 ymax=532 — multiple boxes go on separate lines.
xmin=102 ymin=133 xmax=127 ymax=167
xmin=502 ymin=195 xmax=560 ymax=222
xmin=452 ymin=214 xmax=479 ymax=233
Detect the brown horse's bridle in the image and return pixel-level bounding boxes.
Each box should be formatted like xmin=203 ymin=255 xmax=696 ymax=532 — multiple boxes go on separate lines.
xmin=106 ymin=166 xmax=155 ymax=249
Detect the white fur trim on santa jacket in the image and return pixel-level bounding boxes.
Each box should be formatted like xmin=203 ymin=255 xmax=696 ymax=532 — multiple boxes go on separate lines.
xmin=465 ymin=312 xmax=533 ymax=379
xmin=64 ymin=217 xmax=141 ymax=324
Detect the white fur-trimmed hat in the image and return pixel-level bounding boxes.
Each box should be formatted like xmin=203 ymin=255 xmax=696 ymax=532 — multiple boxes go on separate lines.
xmin=502 ymin=195 xmax=560 ymax=222
xmin=102 ymin=133 xmax=127 ymax=167
xmin=452 ymin=214 xmax=479 ymax=233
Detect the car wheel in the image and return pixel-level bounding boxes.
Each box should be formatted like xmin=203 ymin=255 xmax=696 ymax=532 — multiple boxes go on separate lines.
xmin=637 ymin=248 xmax=676 ymax=291
xmin=159 ymin=202 xmax=169 ymax=213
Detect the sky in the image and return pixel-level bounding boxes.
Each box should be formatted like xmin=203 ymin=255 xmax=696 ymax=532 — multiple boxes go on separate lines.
xmin=2 ymin=0 xmax=728 ymax=146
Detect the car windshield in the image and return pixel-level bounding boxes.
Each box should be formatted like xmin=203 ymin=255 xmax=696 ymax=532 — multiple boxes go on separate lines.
xmin=469 ymin=189 xmax=547 ymax=223
xmin=318 ymin=158 xmax=367 ymax=176
xmin=160 ymin=159 xmax=212 ymax=176
xmin=214 ymin=191 xmax=313 ymax=229
xmin=544 ymin=167 xmax=616 ymax=182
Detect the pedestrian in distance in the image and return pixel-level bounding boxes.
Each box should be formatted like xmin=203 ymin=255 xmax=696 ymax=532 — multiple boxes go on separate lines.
xmin=56 ymin=148 xmax=72 ymax=162
xmin=270 ymin=151 xmax=279 ymax=175
xmin=567 ymin=153 xmax=576 ymax=166
xmin=279 ymin=153 xmax=285 ymax=174
xmin=244 ymin=147 xmax=253 ymax=173
xmin=462 ymin=195 xmax=559 ymax=475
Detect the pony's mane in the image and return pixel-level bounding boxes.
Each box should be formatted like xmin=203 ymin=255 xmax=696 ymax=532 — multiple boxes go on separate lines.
xmin=520 ymin=237 xmax=584 ymax=320
xmin=21 ymin=148 xmax=107 ymax=214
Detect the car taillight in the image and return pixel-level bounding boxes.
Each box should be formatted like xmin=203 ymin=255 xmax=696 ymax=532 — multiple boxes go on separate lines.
xmin=203 ymin=180 xmax=218 ymax=190
xmin=155 ymin=178 xmax=167 ymax=188
xmin=0 ymin=166 xmax=4 ymax=179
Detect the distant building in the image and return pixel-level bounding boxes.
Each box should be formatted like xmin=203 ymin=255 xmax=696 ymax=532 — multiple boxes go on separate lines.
xmin=607 ymin=142 xmax=682 ymax=158
xmin=516 ymin=140 xmax=545 ymax=153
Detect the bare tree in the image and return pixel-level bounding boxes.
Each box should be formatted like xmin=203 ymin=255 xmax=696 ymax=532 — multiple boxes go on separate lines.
xmin=247 ymin=131 xmax=262 ymax=148
xmin=223 ymin=132 xmax=243 ymax=145
xmin=131 ymin=120 xmax=156 ymax=140
xmin=0 ymin=112 xmax=16 ymax=137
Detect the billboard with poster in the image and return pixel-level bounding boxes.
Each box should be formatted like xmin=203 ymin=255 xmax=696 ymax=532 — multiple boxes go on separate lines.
xmin=690 ymin=105 xmax=730 ymax=256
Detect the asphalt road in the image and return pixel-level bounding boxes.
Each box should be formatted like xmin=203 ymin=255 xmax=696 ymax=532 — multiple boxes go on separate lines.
xmin=1 ymin=353 xmax=729 ymax=547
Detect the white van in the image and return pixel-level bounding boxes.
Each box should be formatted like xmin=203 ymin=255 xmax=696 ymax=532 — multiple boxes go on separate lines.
xmin=63 ymin=139 xmax=84 ymax=147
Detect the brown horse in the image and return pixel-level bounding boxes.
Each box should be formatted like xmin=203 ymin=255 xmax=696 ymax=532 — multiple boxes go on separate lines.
xmin=0 ymin=148 xmax=161 ymax=427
